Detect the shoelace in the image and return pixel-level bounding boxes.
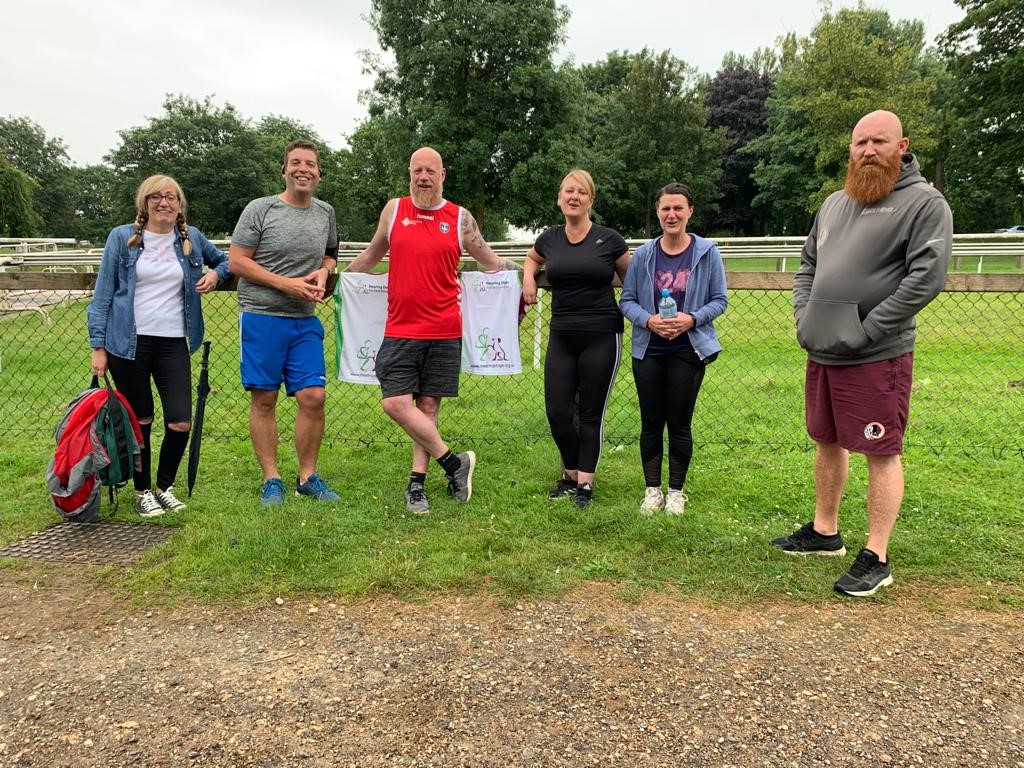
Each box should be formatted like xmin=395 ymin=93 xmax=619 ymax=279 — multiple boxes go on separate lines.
xmin=847 ymin=551 xmax=878 ymax=577
xmin=407 ymin=485 xmax=427 ymax=503
xmin=157 ymin=488 xmax=185 ymax=508
xmin=138 ymin=492 xmax=162 ymax=514
xmin=261 ymin=481 xmax=283 ymax=499
xmin=794 ymin=522 xmax=820 ymax=541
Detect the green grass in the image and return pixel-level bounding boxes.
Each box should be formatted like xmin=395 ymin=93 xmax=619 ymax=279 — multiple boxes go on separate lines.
xmin=724 ymin=254 xmax=1024 ymax=273
xmin=3 ymin=290 xmax=1023 ymax=454
xmin=2 ymin=287 xmax=1022 ymax=608
xmin=4 ymin=432 xmax=1022 ymax=608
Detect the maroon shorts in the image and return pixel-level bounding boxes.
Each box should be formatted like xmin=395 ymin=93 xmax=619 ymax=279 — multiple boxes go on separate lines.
xmin=805 ymin=353 xmax=913 ymax=455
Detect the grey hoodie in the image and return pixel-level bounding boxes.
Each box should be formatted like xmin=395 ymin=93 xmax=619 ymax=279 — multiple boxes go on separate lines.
xmin=793 ymin=153 xmax=953 ymax=366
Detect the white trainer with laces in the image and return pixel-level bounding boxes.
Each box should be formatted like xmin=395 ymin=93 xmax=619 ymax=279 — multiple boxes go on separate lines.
xmin=136 ymin=490 xmax=166 ymax=518
xmin=154 ymin=486 xmax=187 ymax=511
xmin=640 ymin=487 xmax=664 ymax=515
xmin=665 ymin=489 xmax=688 ymax=516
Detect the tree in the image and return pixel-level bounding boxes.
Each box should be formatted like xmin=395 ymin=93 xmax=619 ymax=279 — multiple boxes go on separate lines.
xmin=506 ymin=50 xmax=727 ymax=238
xmin=705 ymin=50 xmax=777 ymax=235
xmin=0 ymin=154 xmax=42 ymax=237
xmin=0 ymin=116 xmax=76 ymax=235
xmin=365 ymin=0 xmax=573 ymax=237
xmin=336 ymin=114 xmax=417 ymax=240
xmin=589 ymin=50 xmax=727 ymax=238
xmin=254 ymin=114 xmax=358 ymax=234
xmin=750 ymin=7 xmax=940 ymax=233
xmin=502 ymin=65 xmax=605 ymax=232
xmin=67 ymin=164 xmax=118 ymax=244
xmin=106 ymin=96 xmax=275 ymax=235
xmin=940 ymin=0 xmax=1024 ymax=225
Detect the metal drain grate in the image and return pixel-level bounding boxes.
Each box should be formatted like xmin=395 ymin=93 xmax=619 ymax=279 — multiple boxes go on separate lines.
xmin=0 ymin=522 xmax=176 ymax=565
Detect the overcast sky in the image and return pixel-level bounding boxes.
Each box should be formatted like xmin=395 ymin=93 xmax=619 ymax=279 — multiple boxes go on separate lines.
xmin=2 ymin=0 xmax=963 ymax=167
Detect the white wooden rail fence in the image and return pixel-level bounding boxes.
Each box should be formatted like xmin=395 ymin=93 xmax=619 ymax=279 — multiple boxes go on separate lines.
xmin=2 ymin=234 xmax=1023 ymax=274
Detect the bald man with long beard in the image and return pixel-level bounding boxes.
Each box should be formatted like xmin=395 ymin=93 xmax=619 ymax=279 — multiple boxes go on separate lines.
xmin=347 ymin=147 xmax=518 ymax=514
xmin=772 ymin=110 xmax=953 ymax=597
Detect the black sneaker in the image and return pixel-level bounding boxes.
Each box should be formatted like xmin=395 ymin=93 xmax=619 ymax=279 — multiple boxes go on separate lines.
xmin=404 ymin=482 xmax=430 ymax=515
xmin=771 ymin=521 xmax=846 ymax=556
xmin=834 ymin=548 xmax=893 ymax=597
xmin=548 ymin=475 xmax=577 ymax=499
xmin=573 ymin=482 xmax=593 ymax=509
xmin=446 ymin=450 xmax=476 ymax=502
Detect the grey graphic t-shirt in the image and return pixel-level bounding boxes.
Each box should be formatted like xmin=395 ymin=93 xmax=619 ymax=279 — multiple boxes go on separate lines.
xmin=231 ymin=195 xmax=338 ymax=317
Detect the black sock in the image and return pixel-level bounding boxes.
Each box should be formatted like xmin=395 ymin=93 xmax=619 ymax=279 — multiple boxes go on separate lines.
xmin=437 ymin=450 xmax=460 ymax=477
xmin=408 ymin=471 xmax=426 ymax=488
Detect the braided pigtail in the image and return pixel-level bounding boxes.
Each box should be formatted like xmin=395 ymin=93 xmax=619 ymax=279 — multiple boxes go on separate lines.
xmin=177 ymin=212 xmax=192 ymax=256
xmin=126 ymin=212 xmax=146 ymax=249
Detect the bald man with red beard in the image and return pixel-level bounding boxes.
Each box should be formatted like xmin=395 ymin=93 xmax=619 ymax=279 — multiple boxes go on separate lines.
xmin=771 ymin=110 xmax=953 ymax=597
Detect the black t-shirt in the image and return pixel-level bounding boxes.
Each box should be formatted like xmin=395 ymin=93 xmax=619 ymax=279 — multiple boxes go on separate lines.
xmin=534 ymin=224 xmax=628 ymax=333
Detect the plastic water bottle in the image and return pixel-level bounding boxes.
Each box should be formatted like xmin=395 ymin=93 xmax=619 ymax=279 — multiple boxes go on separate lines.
xmin=658 ymin=288 xmax=678 ymax=319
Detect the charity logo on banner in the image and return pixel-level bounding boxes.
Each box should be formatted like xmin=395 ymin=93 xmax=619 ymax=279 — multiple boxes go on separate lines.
xmin=334 ymin=272 xmax=389 ymax=384
xmin=460 ymin=270 xmax=522 ymax=375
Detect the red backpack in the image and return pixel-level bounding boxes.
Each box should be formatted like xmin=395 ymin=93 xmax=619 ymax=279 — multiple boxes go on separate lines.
xmin=45 ymin=376 xmax=143 ymax=522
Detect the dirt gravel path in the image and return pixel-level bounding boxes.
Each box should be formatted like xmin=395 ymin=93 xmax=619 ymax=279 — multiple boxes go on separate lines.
xmin=1 ymin=565 xmax=1022 ymax=767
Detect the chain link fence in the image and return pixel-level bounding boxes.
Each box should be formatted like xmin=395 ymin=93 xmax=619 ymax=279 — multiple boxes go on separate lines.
xmin=2 ymin=270 xmax=1022 ymax=457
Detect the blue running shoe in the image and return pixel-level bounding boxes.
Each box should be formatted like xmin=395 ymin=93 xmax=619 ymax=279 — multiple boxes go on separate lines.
xmin=260 ymin=478 xmax=286 ymax=507
xmin=296 ymin=473 xmax=340 ymax=502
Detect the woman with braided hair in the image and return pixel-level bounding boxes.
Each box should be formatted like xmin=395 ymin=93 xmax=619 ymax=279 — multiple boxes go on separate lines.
xmin=88 ymin=175 xmax=230 ymax=516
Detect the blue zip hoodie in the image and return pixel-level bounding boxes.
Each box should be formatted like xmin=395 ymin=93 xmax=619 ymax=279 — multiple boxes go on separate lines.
xmin=620 ymin=233 xmax=728 ymax=360
xmin=87 ymin=223 xmax=230 ymax=359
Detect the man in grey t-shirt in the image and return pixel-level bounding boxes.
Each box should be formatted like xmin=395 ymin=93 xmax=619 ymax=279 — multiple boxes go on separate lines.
xmin=228 ymin=139 xmax=341 ymax=506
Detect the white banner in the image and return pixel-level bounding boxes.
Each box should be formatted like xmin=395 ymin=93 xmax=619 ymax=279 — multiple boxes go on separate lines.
xmin=460 ymin=270 xmax=522 ymax=375
xmin=334 ymin=272 xmax=389 ymax=384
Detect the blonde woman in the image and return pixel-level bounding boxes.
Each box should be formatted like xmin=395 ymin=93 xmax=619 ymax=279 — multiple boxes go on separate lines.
xmin=522 ymin=169 xmax=630 ymax=508
xmin=88 ymin=175 xmax=230 ymax=516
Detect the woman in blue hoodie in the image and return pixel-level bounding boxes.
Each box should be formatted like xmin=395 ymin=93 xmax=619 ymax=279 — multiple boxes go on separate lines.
xmin=620 ymin=182 xmax=727 ymax=515
xmin=88 ymin=175 xmax=229 ymax=517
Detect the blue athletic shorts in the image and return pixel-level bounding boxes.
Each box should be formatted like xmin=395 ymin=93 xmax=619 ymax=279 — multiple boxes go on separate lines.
xmin=240 ymin=312 xmax=326 ymax=395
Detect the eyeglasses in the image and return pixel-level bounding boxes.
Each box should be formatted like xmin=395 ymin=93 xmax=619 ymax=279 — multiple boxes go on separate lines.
xmin=147 ymin=193 xmax=179 ymax=203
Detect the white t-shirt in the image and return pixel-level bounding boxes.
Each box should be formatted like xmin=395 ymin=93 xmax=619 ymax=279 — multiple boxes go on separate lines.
xmin=134 ymin=229 xmax=185 ymax=337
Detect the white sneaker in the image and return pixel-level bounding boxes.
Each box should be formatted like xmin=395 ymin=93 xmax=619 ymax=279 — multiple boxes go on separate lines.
xmin=665 ymin=489 xmax=688 ymax=516
xmin=135 ymin=490 xmax=165 ymax=518
xmin=640 ymin=487 xmax=664 ymax=515
xmin=154 ymin=486 xmax=187 ymax=511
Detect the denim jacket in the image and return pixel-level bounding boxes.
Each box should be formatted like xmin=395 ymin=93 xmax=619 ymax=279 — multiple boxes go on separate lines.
xmin=619 ymin=233 xmax=728 ymax=361
xmin=87 ymin=223 xmax=230 ymax=359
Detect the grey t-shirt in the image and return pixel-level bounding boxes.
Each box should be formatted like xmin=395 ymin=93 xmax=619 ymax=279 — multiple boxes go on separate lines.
xmin=231 ymin=195 xmax=339 ymax=317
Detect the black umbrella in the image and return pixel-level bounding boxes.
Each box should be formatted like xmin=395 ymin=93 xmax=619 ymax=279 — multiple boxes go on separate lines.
xmin=187 ymin=341 xmax=212 ymax=497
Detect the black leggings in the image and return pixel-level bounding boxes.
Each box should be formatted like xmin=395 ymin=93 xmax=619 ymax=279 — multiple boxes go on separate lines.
xmin=544 ymin=329 xmax=621 ymax=474
xmin=632 ymin=348 xmax=710 ymax=490
xmin=107 ymin=335 xmax=192 ymax=492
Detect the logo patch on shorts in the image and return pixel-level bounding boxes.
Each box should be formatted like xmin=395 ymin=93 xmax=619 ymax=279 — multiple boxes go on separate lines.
xmin=439 ymin=222 xmax=450 ymax=234
xmin=864 ymin=422 xmax=885 ymax=440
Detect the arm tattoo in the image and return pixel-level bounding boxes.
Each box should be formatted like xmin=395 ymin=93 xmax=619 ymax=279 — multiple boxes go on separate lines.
xmin=461 ymin=211 xmax=488 ymax=251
